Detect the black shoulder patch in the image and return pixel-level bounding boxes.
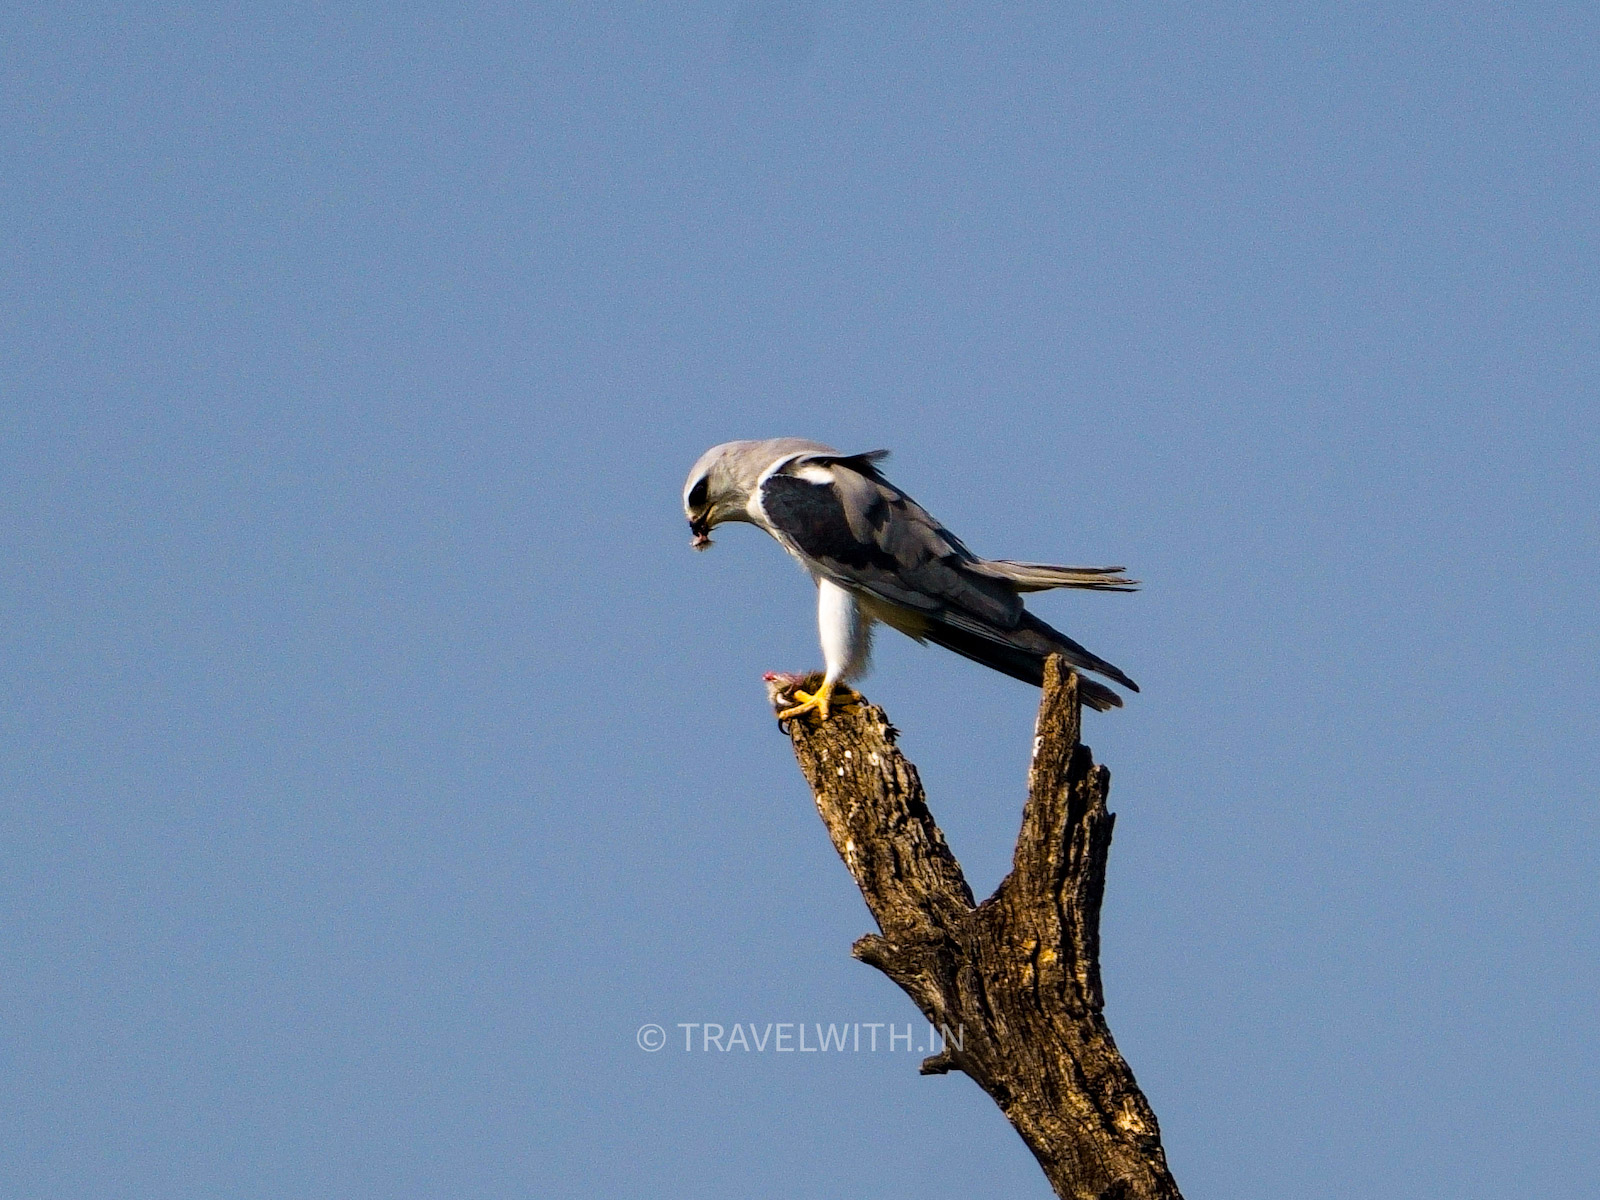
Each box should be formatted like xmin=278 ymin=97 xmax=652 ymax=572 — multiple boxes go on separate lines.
xmin=761 ymin=474 xmax=892 ymax=571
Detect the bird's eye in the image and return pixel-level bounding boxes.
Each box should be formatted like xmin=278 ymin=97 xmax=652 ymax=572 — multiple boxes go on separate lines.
xmin=687 ymin=477 xmax=709 ymax=510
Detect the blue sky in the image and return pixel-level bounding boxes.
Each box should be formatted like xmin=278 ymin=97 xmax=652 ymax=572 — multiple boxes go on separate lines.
xmin=3 ymin=4 xmax=1597 ymax=1197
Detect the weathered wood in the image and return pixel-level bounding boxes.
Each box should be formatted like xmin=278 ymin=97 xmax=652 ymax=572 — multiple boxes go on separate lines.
xmin=769 ymin=656 xmax=1182 ymax=1200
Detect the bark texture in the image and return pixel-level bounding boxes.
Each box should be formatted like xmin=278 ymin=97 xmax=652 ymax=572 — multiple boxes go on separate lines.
xmin=768 ymin=656 xmax=1182 ymax=1200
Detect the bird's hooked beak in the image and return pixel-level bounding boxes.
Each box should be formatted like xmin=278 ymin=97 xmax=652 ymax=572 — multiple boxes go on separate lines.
xmin=689 ymin=516 xmax=713 ymax=550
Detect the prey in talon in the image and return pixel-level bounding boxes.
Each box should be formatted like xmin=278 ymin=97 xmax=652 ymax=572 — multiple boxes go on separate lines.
xmin=686 ymin=439 xmax=1140 ymax=720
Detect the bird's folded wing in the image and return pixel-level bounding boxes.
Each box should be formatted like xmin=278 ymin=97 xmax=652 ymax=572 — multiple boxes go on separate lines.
xmin=759 ymin=457 xmax=1024 ymax=631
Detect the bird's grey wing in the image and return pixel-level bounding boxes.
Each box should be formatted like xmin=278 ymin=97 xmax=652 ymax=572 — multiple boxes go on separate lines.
xmin=758 ymin=457 xmax=1024 ymax=629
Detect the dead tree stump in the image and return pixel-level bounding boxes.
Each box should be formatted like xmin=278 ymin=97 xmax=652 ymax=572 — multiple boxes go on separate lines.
xmin=767 ymin=655 xmax=1182 ymax=1200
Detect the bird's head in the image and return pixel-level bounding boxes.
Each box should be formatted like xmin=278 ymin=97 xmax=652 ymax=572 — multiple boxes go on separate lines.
xmin=682 ymin=443 xmax=744 ymax=550
xmin=684 ymin=438 xmax=834 ymax=550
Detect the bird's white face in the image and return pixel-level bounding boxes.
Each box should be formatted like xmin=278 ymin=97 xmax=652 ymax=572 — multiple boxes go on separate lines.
xmin=682 ymin=445 xmax=744 ymax=550
xmin=683 ymin=441 xmax=768 ymax=550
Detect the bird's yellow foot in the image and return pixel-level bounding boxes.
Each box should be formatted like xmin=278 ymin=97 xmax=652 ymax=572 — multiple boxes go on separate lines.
xmin=774 ymin=680 xmax=860 ymax=722
xmin=778 ymin=681 xmax=836 ymax=722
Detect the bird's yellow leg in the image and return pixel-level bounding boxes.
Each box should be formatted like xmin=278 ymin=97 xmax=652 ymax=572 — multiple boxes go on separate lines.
xmin=778 ymin=679 xmax=837 ymax=722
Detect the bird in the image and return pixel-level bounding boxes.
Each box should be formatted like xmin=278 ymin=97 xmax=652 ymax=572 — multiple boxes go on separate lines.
xmin=683 ymin=438 xmax=1139 ymax=720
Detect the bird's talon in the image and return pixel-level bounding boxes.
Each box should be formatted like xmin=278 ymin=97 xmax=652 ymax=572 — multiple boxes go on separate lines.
xmin=777 ymin=684 xmax=834 ymax=722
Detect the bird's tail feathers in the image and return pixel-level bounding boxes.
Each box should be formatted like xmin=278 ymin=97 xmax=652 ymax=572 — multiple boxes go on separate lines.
xmin=974 ymin=560 xmax=1139 ymax=593
xmin=1077 ymin=677 xmax=1124 ymax=712
xmin=1014 ymin=611 xmax=1140 ymax=694
xmin=920 ymin=611 xmax=1137 ymax=710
